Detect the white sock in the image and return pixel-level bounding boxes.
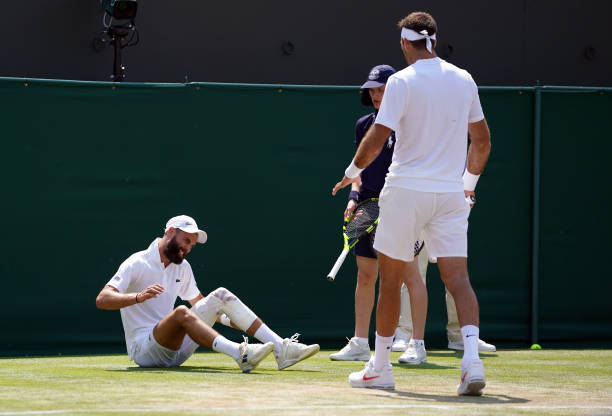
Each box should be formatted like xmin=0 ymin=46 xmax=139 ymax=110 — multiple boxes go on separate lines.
xmin=411 ymin=339 xmax=425 ymax=348
xmin=355 ymin=337 xmax=369 ymax=347
xmin=373 ymin=332 xmax=394 ymax=372
xmin=460 ymin=325 xmax=480 ymax=365
xmin=254 ymin=324 xmax=284 ymax=353
xmin=212 ymin=335 xmax=240 ymax=360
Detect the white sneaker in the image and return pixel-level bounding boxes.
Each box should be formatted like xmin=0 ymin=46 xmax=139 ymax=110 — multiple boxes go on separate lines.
xmin=329 ymin=337 xmax=370 ymax=361
xmin=348 ymin=358 xmax=395 ymax=389
xmin=275 ymin=333 xmax=320 ymax=370
xmin=457 ymin=359 xmax=486 ymax=396
xmin=448 ymin=339 xmax=497 ymax=352
xmin=390 ymin=338 xmax=409 ymax=352
xmin=398 ymin=339 xmax=427 ymax=364
xmin=235 ymin=337 xmax=274 ymax=373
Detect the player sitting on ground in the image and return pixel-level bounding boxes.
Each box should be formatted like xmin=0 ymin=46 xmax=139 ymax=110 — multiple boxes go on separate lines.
xmin=96 ymin=215 xmax=319 ymax=371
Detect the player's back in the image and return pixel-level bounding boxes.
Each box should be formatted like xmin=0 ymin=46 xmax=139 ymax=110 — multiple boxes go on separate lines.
xmin=377 ymin=57 xmax=483 ymax=193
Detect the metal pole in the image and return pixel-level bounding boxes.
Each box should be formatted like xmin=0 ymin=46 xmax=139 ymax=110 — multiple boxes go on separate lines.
xmin=531 ymin=86 xmax=542 ymax=346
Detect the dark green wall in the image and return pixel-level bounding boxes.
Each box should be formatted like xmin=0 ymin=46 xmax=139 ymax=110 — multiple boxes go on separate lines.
xmin=0 ymin=78 xmax=609 ymax=355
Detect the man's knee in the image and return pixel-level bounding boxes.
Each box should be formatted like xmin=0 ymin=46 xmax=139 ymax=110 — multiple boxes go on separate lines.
xmin=173 ymin=305 xmax=196 ymax=322
xmin=210 ymin=287 xmax=237 ymax=302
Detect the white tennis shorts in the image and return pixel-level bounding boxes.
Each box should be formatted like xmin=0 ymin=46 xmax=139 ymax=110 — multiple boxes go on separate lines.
xmin=131 ymin=328 xmax=198 ymax=368
xmin=373 ymin=186 xmax=470 ymax=261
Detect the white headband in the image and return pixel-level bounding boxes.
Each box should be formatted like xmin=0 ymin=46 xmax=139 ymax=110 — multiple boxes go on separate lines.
xmin=401 ymin=27 xmax=436 ymax=53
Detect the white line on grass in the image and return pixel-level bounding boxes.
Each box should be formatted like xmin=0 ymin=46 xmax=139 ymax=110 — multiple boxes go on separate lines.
xmin=2 ymin=405 xmax=612 ymax=415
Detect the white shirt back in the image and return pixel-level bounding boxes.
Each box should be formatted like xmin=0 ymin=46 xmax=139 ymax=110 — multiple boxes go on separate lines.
xmin=106 ymin=238 xmax=201 ymax=358
xmin=375 ymin=57 xmax=484 ymax=192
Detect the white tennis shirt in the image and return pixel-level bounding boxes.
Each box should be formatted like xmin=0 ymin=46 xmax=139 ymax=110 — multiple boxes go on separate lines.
xmin=375 ymin=57 xmax=485 ymax=192
xmin=107 ymin=238 xmax=201 ymax=358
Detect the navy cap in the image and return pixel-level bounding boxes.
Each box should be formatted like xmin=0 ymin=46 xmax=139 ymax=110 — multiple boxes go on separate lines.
xmin=360 ymin=64 xmax=396 ymax=106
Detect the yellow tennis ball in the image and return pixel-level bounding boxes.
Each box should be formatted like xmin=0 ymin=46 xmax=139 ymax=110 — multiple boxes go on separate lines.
xmin=530 ymin=343 xmax=542 ymax=350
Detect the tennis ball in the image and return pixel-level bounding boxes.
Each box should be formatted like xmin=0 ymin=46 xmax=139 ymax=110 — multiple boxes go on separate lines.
xmin=530 ymin=343 xmax=542 ymax=350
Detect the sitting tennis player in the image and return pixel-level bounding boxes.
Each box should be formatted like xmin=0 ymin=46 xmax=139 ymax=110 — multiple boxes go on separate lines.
xmin=96 ymin=215 xmax=319 ymax=371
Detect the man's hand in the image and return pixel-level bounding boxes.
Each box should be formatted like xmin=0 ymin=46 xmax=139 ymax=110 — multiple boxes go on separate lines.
xmin=136 ymin=284 xmax=165 ymax=303
xmin=332 ymin=175 xmax=361 ymax=196
xmin=344 ymin=199 xmax=358 ymax=220
xmin=464 ymin=190 xmax=476 ymax=209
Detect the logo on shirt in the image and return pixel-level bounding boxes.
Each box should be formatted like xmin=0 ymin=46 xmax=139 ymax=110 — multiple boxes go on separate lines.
xmin=176 ymin=279 xmax=181 ymax=282
xmin=113 ymin=276 xmax=121 ymax=281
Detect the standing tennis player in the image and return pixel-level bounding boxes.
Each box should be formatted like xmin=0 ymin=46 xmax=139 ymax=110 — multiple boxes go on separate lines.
xmin=332 ymin=11 xmax=491 ymax=395
xmin=96 ymin=215 xmax=319 ymax=371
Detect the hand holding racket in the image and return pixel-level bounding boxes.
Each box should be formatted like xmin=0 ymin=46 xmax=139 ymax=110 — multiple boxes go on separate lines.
xmin=327 ymin=198 xmax=379 ymax=281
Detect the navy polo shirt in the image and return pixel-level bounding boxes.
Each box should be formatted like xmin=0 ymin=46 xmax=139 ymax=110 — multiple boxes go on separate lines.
xmin=354 ymin=111 xmax=395 ymax=199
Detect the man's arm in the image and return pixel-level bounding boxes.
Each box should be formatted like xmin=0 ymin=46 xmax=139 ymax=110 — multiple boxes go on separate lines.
xmin=466 ymin=118 xmax=491 ymax=175
xmin=95 ymin=284 xmax=165 ymax=310
xmin=332 ymin=123 xmax=392 ymax=195
xmin=463 ymin=118 xmax=491 ymax=202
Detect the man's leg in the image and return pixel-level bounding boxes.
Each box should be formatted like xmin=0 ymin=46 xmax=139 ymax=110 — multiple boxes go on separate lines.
xmin=437 ymin=257 xmax=486 ymax=395
xmin=373 ymin=253 xmax=413 ymax=371
xmin=348 ymin=252 xmax=405 ymax=389
xmin=152 ymin=305 xmax=273 ymax=372
xmin=196 ymin=287 xmax=319 ymax=370
xmin=330 ymin=256 xmax=377 ymax=361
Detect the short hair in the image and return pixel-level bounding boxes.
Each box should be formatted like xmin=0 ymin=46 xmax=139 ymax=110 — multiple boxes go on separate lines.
xmin=397 ymin=12 xmax=438 ymax=51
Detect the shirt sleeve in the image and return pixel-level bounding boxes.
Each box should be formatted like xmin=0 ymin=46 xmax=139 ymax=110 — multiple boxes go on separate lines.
xmin=106 ymin=257 xmax=138 ymax=293
xmin=354 ymin=119 xmax=363 ymax=147
xmin=467 ymin=74 xmax=485 ymax=123
xmin=178 ymin=262 xmax=201 ymax=301
xmin=375 ymin=75 xmax=407 ymax=132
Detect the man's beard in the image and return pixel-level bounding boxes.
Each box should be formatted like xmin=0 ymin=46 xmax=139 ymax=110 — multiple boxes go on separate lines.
xmin=164 ymin=236 xmax=184 ymax=264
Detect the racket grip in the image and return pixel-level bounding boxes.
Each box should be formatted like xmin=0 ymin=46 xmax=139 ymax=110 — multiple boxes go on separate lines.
xmin=327 ymin=248 xmax=349 ymax=281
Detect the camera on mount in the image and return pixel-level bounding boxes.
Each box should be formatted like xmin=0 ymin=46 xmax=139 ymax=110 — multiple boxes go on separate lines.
xmin=93 ymin=0 xmax=139 ymax=82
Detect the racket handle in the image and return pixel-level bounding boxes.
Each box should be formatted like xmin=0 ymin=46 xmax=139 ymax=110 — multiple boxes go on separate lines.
xmin=327 ymin=248 xmax=349 ymax=281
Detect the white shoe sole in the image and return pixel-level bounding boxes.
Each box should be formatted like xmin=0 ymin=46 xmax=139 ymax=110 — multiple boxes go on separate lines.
xmin=390 ymin=345 xmax=407 ymax=352
xmin=458 ymin=379 xmax=486 ymax=396
xmin=398 ymin=356 xmax=427 ymax=365
xmin=349 ymin=380 xmax=395 ymax=390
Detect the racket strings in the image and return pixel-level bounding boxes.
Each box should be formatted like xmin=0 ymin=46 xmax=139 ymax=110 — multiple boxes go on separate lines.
xmin=345 ymin=200 xmax=379 ymax=241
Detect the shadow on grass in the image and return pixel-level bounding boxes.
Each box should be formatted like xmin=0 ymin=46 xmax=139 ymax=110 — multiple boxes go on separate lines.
xmin=391 ymin=362 xmax=455 ymax=370
xmin=426 ymin=351 xmax=499 ymax=359
xmin=107 ymin=365 xmax=321 ymax=374
xmin=377 ymin=390 xmax=529 ymax=405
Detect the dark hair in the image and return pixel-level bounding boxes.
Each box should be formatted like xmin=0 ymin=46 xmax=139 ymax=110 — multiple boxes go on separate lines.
xmin=397 ymin=12 xmax=438 ymax=51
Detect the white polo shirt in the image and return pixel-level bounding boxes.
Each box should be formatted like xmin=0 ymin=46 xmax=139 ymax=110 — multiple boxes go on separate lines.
xmin=107 ymin=238 xmax=201 ymax=358
xmin=375 ymin=57 xmax=485 ymax=192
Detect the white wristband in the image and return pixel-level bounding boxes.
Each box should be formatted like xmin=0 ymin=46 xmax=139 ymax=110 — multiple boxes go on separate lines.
xmin=344 ymin=159 xmax=363 ymax=179
xmin=463 ymin=170 xmax=480 ymax=191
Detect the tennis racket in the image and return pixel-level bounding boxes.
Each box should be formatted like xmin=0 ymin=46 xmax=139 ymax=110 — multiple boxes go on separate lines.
xmin=327 ymin=198 xmax=379 ymax=281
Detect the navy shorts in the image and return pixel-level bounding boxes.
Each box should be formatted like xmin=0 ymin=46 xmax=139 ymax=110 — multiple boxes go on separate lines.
xmin=354 ymin=233 xmax=377 ymax=259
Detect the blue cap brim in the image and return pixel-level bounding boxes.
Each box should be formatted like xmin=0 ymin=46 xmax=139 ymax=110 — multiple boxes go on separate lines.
xmin=360 ymin=80 xmax=384 ymax=89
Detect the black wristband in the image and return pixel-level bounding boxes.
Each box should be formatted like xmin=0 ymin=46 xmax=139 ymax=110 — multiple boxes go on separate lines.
xmin=348 ymin=190 xmax=360 ymax=202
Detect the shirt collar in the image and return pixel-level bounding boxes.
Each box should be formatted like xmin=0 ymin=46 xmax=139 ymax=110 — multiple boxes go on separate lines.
xmin=146 ymin=237 xmax=164 ymax=267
